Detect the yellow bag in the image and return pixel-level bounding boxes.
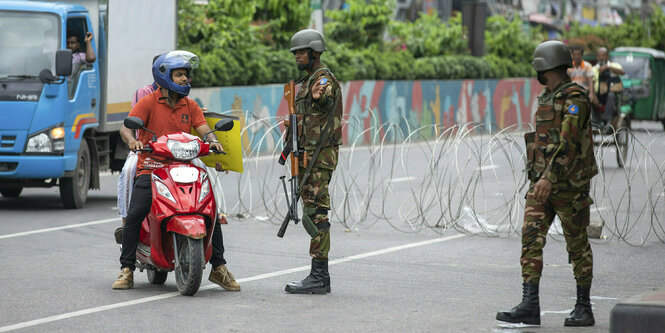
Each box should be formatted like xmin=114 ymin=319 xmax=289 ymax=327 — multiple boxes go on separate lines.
xmin=192 ymin=112 xmax=244 ymax=173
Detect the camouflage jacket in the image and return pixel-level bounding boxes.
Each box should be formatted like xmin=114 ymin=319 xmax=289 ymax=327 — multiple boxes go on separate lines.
xmin=295 ymin=66 xmax=343 ymax=152
xmin=525 ymin=81 xmax=598 ymax=190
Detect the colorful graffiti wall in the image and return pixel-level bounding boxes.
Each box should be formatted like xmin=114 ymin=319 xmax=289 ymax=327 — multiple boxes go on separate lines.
xmin=189 ymin=78 xmax=541 ymax=154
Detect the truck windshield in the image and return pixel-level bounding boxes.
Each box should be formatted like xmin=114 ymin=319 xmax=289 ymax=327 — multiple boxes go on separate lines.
xmin=0 ymin=11 xmax=59 ymax=79
xmin=612 ymin=55 xmax=651 ymax=80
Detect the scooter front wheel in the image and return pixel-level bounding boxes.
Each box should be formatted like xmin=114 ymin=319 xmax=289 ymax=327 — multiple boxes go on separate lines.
xmin=173 ymin=233 xmax=204 ymax=296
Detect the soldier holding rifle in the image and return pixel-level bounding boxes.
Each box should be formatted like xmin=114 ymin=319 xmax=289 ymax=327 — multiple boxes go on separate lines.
xmin=278 ymin=29 xmax=343 ymax=294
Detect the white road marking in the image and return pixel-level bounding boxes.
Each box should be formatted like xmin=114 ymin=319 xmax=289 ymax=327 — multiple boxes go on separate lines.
xmin=0 ymin=217 xmax=120 ymax=240
xmin=590 ymin=206 xmax=608 ymax=213
xmin=0 ymin=234 xmax=465 ymax=332
xmin=389 ymin=176 xmax=416 ymax=183
xmin=590 ymin=296 xmax=619 ymax=300
xmin=477 ymin=165 xmax=499 ymax=171
xmin=541 ymin=309 xmax=573 ymax=315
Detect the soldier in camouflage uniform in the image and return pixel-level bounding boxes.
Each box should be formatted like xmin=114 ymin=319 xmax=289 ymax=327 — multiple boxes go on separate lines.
xmin=284 ymin=29 xmax=343 ymax=295
xmin=497 ymin=41 xmax=599 ymax=327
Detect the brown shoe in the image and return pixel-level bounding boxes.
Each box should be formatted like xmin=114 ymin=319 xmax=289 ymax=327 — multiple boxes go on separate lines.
xmin=112 ymin=268 xmax=134 ymax=290
xmin=208 ymin=265 xmax=240 ymax=291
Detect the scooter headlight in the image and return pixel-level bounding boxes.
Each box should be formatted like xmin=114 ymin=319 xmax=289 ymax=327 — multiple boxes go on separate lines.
xmin=199 ymin=179 xmax=210 ymax=203
xmin=167 ymin=139 xmax=200 ymax=161
xmin=155 ymin=180 xmax=176 ymax=203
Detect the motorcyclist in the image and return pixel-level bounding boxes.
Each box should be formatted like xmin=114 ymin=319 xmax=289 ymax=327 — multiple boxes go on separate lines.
xmin=112 ymin=51 xmax=239 ymax=292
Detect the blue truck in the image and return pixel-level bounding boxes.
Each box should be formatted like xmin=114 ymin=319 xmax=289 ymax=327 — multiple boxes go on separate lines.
xmin=0 ymin=0 xmax=176 ymax=208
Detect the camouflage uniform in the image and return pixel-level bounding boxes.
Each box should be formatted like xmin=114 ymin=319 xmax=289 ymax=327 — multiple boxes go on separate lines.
xmin=522 ymin=81 xmax=598 ymax=287
xmin=295 ymin=67 xmax=343 ymax=260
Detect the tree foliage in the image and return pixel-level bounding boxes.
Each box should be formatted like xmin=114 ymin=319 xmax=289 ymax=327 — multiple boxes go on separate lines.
xmin=389 ymin=12 xmax=467 ymax=58
xmin=324 ymin=0 xmax=393 ymax=49
xmin=252 ymin=0 xmax=311 ymax=47
xmin=564 ymin=5 xmax=665 ymax=53
xmin=177 ymin=0 xmax=556 ymax=87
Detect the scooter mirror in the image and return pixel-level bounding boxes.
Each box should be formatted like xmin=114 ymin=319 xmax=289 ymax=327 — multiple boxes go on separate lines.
xmin=124 ymin=116 xmax=145 ymax=130
xmin=214 ymin=119 xmax=234 ymax=132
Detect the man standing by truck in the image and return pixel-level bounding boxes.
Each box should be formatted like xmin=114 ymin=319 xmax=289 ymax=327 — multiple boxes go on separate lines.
xmin=112 ymin=51 xmax=239 ymax=292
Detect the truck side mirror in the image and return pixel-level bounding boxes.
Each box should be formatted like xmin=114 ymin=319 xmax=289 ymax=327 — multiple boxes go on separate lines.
xmin=214 ymin=119 xmax=234 ymax=132
xmin=55 ymin=49 xmax=73 ymax=76
xmin=124 ymin=117 xmax=145 ymax=129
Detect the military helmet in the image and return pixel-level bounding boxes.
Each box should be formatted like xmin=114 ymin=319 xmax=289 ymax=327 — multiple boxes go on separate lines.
xmin=532 ymin=41 xmax=572 ymax=72
xmin=289 ymin=29 xmax=326 ymax=53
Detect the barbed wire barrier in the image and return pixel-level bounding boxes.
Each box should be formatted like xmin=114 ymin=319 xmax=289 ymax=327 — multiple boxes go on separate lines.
xmin=209 ymin=109 xmax=665 ymax=246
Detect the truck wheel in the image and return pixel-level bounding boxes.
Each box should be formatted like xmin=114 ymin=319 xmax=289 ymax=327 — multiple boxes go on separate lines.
xmin=60 ymin=139 xmax=90 ymax=209
xmin=0 ymin=187 xmax=22 ymax=198
xmin=173 ymin=234 xmax=203 ymax=296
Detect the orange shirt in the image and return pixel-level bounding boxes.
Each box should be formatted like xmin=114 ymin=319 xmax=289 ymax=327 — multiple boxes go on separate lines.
xmin=568 ymin=60 xmax=594 ymax=91
xmin=128 ymin=89 xmax=207 ymax=175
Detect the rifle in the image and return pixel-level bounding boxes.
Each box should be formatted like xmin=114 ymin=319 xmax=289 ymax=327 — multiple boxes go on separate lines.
xmin=277 ymin=80 xmax=302 ymax=238
xmin=278 ymin=72 xmax=336 ymax=238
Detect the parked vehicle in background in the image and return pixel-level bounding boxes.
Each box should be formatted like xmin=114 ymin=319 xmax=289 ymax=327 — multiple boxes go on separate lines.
xmin=611 ymin=47 xmax=665 ymax=131
xmin=0 ymin=0 xmax=176 ymax=207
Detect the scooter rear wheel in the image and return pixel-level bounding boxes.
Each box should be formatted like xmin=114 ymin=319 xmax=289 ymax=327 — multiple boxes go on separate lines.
xmin=173 ymin=234 xmax=203 ymax=296
xmin=147 ymin=269 xmax=168 ymax=285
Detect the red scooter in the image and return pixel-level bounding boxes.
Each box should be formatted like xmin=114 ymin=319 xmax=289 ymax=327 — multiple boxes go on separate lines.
xmin=123 ymin=116 xmax=232 ymax=296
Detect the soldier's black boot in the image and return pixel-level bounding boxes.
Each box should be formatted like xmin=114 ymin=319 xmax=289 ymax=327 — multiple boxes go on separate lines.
xmin=564 ymin=285 xmax=595 ymax=326
xmin=323 ymin=259 xmax=330 ymax=293
xmin=496 ymin=282 xmax=541 ymax=325
xmin=285 ymin=258 xmax=327 ymax=294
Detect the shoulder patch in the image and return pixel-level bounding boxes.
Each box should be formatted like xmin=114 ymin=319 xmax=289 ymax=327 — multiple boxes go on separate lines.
xmin=568 ymin=104 xmax=579 ymax=114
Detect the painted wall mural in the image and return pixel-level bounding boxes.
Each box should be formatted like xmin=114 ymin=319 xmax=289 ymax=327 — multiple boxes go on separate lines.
xmin=189 ymin=78 xmax=541 ymax=154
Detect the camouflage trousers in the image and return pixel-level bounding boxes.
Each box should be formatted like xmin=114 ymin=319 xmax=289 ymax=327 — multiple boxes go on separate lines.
xmin=521 ymin=184 xmax=594 ymax=287
xmin=298 ymin=146 xmax=338 ymax=260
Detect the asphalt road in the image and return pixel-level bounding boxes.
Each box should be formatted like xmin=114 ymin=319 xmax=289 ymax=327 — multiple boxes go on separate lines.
xmin=1 ymin=122 xmax=664 ymax=332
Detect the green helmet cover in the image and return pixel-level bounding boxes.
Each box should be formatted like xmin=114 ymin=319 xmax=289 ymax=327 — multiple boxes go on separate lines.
xmin=532 ymin=41 xmax=572 ymax=72
xmin=290 ymin=29 xmax=326 ymax=53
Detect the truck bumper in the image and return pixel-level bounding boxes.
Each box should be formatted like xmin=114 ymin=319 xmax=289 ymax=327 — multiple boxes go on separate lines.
xmin=0 ymin=154 xmax=76 ymax=179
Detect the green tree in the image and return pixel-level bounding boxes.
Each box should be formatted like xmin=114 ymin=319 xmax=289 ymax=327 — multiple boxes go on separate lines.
xmin=252 ymin=0 xmax=311 ymax=47
xmin=325 ymin=0 xmax=394 ymax=49
xmin=389 ymin=12 xmax=467 ymax=58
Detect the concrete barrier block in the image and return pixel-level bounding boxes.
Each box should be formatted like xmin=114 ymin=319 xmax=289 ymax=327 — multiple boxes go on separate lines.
xmin=610 ymin=286 xmax=665 ymax=333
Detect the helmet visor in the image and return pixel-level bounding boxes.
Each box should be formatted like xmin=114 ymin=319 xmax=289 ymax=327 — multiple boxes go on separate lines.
xmin=161 ymin=50 xmax=199 ymax=71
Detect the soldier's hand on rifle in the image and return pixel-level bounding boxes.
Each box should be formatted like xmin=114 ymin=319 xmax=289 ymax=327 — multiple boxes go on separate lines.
xmin=311 ymin=78 xmax=329 ymax=100
xmin=534 ymin=178 xmax=552 ymax=202
xmin=128 ymin=139 xmax=143 ymax=151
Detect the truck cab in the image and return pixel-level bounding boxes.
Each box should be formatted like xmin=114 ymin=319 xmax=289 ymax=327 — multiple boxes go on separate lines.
xmin=0 ymin=0 xmax=176 ymax=208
